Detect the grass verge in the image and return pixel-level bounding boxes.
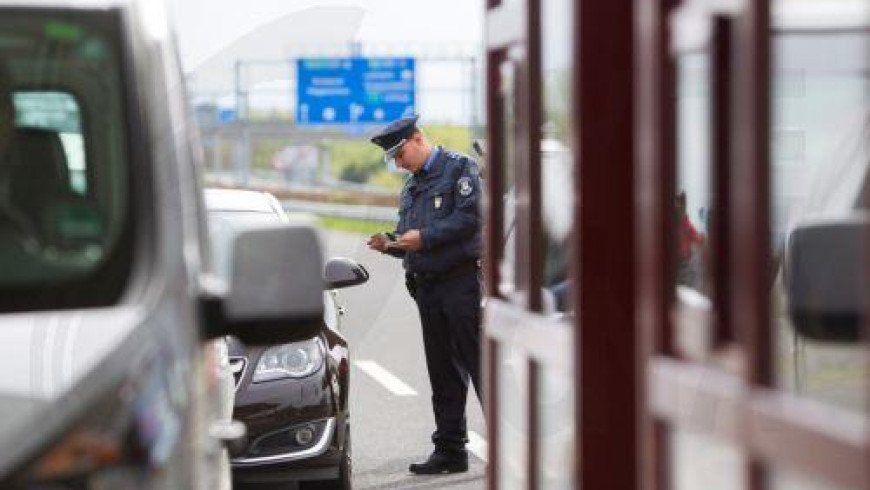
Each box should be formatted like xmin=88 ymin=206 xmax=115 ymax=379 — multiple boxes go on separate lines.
xmin=318 ymin=216 xmax=393 ymax=236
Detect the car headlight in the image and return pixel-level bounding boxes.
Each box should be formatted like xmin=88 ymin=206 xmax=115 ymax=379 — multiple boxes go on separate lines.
xmin=252 ymin=337 xmax=324 ymax=382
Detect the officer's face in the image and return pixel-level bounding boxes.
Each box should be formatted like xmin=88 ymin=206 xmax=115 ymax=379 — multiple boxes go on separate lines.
xmin=395 ymin=133 xmax=426 ymax=173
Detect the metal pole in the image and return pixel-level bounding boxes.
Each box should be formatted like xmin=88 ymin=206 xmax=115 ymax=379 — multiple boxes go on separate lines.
xmin=234 ymin=60 xmax=243 ymax=121
xmin=470 ymin=56 xmax=481 ymax=141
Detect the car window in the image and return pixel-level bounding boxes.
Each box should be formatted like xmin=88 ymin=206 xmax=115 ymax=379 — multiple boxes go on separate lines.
xmin=0 ymin=11 xmax=133 ymax=310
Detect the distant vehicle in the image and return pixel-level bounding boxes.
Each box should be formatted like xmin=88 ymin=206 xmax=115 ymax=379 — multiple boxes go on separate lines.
xmin=0 ymin=2 xmax=327 ymax=489
xmin=205 ymin=189 xmax=368 ymax=490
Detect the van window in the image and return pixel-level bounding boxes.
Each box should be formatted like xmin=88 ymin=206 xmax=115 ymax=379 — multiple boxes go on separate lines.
xmin=0 ymin=11 xmax=134 ymax=311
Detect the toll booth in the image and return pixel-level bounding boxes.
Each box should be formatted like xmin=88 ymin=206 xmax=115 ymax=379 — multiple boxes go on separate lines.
xmin=483 ymin=0 xmax=869 ymax=489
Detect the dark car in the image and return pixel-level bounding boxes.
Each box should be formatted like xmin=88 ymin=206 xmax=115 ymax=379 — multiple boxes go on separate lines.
xmin=205 ymin=189 xmax=368 ymax=490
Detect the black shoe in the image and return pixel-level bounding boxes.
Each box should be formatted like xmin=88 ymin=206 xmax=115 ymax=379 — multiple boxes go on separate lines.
xmin=408 ymin=451 xmax=469 ymax=475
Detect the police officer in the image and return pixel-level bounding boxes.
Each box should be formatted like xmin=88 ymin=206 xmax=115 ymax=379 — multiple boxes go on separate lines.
xmin=367 ymin=115 xmax=483 ymax=475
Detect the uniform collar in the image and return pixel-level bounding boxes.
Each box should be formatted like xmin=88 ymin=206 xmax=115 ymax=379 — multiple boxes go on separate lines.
xmin=419 ymin=146 xmax=444 ymax=179
xmin=423 ymin=146 xmax=442 ymax=173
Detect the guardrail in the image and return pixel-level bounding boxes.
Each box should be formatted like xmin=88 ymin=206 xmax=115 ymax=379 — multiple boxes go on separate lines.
xmin=281 ymin=199 xmax=397 ymax=223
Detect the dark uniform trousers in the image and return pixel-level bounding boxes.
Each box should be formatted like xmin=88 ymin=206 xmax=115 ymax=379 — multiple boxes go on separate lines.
xmin=413 ymin=268 xmax=482 ymax=452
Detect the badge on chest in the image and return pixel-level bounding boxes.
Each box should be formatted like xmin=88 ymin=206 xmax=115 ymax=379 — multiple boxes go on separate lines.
xmin=433 ymin=195 xmax=443 ymax=210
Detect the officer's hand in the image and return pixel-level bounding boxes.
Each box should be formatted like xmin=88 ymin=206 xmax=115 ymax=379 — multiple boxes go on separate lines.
xmin=396 ymin=230 xmax=423 ymax=252
xmin=367 ymin=233 xmax=390 ymax=253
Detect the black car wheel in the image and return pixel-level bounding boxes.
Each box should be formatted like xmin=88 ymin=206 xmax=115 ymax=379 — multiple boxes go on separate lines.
xmin=301 ymin=427 xmax=351 ymax=490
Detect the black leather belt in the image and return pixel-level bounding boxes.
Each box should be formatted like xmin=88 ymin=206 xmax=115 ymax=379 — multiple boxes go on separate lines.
xmin=412 ymin=260 xmax=480 ymax=284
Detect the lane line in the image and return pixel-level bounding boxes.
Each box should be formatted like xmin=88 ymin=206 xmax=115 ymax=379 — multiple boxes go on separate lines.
xmin=354 ymin=360 xmax=418 ymax=396
xmin=467 ymin=431 xmax=488 ymax=462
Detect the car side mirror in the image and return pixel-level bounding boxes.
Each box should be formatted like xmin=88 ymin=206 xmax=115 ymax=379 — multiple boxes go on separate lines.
xmin=324 ymin=257 xmax=370 ymax=289
xmin=784 ymin=213 xmax=868 ymax=343
xmin=201 ymin=224 xmax=325 ymax=345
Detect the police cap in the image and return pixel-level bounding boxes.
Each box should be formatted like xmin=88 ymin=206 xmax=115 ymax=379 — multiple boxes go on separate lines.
xmin=370 ymin=114 xmax=419 ymax=162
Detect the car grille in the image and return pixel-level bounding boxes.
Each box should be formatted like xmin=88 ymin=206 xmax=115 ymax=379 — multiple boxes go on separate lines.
xmin=229 ymin=356 xmax=246 ymax=389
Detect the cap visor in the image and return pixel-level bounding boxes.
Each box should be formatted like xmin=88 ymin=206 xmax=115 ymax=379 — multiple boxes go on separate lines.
xmin=382 ymin=138 xmax=406 ymax=163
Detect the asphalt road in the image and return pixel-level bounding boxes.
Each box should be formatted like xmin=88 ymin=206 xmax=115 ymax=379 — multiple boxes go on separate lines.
xmin=323 ymin=228 xmax=487 ymax=490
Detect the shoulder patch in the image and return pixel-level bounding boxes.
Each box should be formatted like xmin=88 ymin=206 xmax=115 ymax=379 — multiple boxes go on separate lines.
xmin=457 ymin=176 xmax=474 ymax=197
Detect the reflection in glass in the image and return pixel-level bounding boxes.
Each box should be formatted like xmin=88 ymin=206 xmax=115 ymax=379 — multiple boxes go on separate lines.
xmin=500 ymin=59 xmax=519 ymax=296
xmin=540 ymin=0 xmax=574 ymax=315
xmin=672 ymin=48 xmax=716 ymax=360
xmin=770 ymin=14 xmax=869 ymax=415
xmin=675 ymin=51 xmax=713 ymax=295
xmin=537 ymin=364 xmax=574 ymax=490
xmin=497 ymin=345 xmax=528 ymax=490
xmin=0 ymin=15 xmax=127 ymax=288
xmin=13 ymin=92 xmax=87 ymax=195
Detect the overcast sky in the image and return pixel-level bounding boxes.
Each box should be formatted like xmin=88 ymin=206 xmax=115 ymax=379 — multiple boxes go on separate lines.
xmin=169 ymin=0 xmax=484 ymax=72
xmin=168 ymin=0 xmax=485 ymax=122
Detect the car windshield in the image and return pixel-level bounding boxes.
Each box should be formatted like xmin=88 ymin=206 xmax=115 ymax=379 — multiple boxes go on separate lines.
xmin=208 ymin=211 xmax=281 ymax=280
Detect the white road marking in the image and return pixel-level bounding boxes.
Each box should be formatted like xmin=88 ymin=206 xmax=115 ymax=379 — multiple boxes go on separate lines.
xmin=355 ymin=360 xmax=418 ymax=396
xmin=467 ymin=431 xmax=488 ymax=462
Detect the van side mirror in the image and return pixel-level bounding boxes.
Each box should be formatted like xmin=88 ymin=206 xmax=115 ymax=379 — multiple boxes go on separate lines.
xmin=201 ymin=224 xmax=324 ymax=345
xmin=324 ymin=257 xmax=369 ymax=289
xmin=784 ymin=214 xmax=868 ymax=343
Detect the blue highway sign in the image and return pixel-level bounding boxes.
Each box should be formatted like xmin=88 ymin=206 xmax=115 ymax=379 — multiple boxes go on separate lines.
xmin=296 ymin=57 xmax=416 ymax=125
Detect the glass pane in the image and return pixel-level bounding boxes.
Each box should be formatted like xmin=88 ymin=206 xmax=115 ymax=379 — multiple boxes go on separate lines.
xmin=496 ymin=344 xmax=528 ymax=489
xmin=499 ymin=58 xmax=519 ymax=296
xmin=770 ymin=2 xmax=869 ymax=415
xmin=0 ymin=13 xmax=130 ymax=288
xmin=536 ymin=364 xmax=574 ymax=490
xmin=673 ymin=46 xmax=716 ymax=359
xmin=670 ymin=428 xmax=746 ymax=490
xmin=540 ymin=0 xmax=574 ymax=315
xmin=675 ymin=51 xmax=713 ymax=294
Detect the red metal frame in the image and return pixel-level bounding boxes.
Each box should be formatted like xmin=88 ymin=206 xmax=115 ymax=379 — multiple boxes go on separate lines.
xmin=711 ymin=15 xmax=735 ymax=349
xmin=639 ymin=2 xmax=869 ymax=490
xmin=635 ymin=0 xmax=677 ymax=487
xmin=488 ymin=0 xmax=868 ymax=488
xmin=573 ymin=1 xmax=638 ymax=488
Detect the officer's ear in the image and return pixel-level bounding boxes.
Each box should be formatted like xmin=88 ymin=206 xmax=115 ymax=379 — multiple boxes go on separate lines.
xmin=409 ymin=130 xmax=423 ymax=144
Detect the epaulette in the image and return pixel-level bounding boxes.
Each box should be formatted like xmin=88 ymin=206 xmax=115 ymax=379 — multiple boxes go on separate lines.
xmin=444 ymin=150 xmax=464 ymax=160
xmin=445 ymin=151 xmax=478 ymax=180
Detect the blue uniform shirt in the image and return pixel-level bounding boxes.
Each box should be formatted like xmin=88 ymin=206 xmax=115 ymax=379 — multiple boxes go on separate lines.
xmin=392 ymin=146 xmax=482 ymax=273
xmin=422 ymin=145 xmax=440 ymax=173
